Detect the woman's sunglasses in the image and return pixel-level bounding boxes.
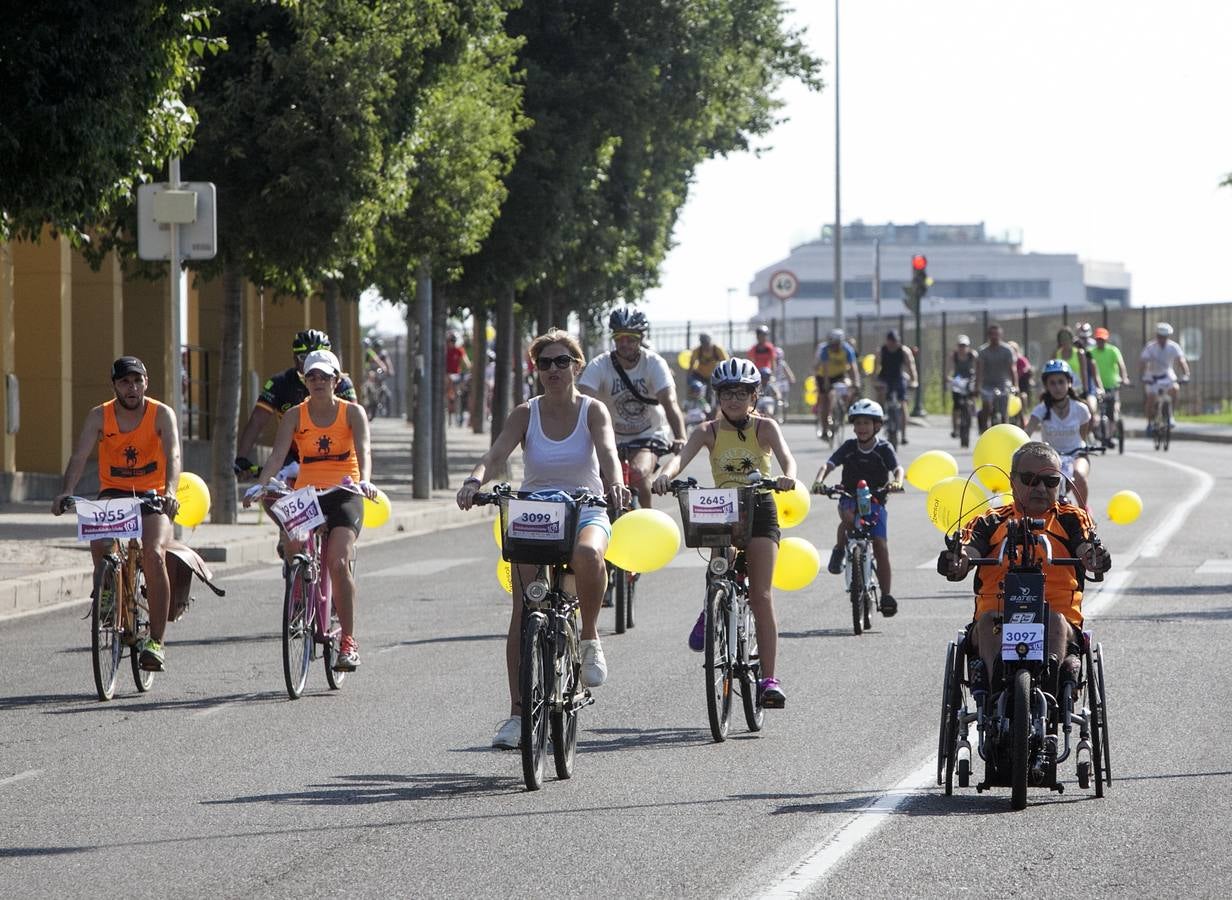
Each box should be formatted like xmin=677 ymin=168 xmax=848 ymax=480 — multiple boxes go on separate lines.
xmin=536 ymin=354 xmax=577 ymax=371
xmin=718 ymin=388 xmax=752 ymax=401
xmin=1016 ymin=471 xmax=1062 ymax=489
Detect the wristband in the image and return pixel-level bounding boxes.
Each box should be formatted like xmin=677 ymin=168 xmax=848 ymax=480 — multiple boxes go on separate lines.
xmin=463 ymin=477 xmax=481 ymax=486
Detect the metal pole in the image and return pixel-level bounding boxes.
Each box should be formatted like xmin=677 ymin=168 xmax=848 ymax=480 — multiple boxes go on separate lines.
xmin=911 ymin=297 xmax=925 ymax=416
xmin=873 ymin=238 xmax=881 ymax=322
xmin=832 ymin=0 xmax=843 ymax=331
xmin=412 ymin=266 xmax=433 ymax=498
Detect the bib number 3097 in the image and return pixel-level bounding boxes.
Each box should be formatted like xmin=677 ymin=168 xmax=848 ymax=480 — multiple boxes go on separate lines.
xmin=1001 ymin=623 xmax=1045 ymax=661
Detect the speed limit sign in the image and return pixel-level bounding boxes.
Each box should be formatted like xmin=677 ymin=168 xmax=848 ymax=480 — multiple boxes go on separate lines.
xmin=769 ymin=270 xmax=799 ymax=300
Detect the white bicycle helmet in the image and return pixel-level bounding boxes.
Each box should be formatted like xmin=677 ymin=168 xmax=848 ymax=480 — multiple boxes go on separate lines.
xmin=710 ymin=357 xmax=761 ymax=390
xmin=828 ymin=328 xmax=845 ymax=342
xmin=847 ymin=398 xmax=884 ymax=422
xmin=1155 ymin=322 xmax=1173 ymax=337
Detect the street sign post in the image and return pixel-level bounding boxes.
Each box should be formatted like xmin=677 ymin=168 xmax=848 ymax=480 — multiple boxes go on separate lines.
xmin=769 ymin=270 xmax=799 ymax=343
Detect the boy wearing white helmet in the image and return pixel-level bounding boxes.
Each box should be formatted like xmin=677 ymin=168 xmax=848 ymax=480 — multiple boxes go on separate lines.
xmin=811 ymin=398 xmax=905 ymax=616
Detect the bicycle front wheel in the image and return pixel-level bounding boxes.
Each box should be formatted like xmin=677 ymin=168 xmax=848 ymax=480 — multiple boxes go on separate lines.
xmin=130 ymin=567 xmax=154 ymax=693
xmin=849 ymin=545 xmax=865 ymax=636
xmin=614 ymin=566 xmax=628 ymax=634
xmin=282 ymin=562 xmax=313 ymax=699
xmin=550 ymin=615 xmax=580 ymax=780
xmin=520 ymin=614 xmax=551 ymax=790
xmin=1010 ymin=668 xmax=1031 ymax=810
xmin=91 ymin=563 xmax=123 ymax=701
xmin=738 ymin=602 xmax=764 ymax=732
xmin=704 ymin=583 xmax=734 ymax=742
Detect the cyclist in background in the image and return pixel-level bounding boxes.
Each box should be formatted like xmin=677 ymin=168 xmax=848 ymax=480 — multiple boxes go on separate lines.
xmin=234 ymin=329 xmax=357 ymax=478
xmin=1072 ymin=323 xmax=1103 ymax=421
xmin=1007 ymin=341 xmax=1033 ymax=428
xmin=1025 ymin=359 xmax=1092 ymax=507
xmin=445 ymin=330 xmax=471 ymax=421
xmin=1139 ymin=322 xmax=1191 ymax=432
xmin=974 ymin=323 xmax=1017 ymax=433
xmin=950 ymin=334 xmax=978 ymax=438
xmin=52 ymin=357 xmax=182 ymax=671
xmin=688 ymin=333 xmax=727 ymax=408
xmin=1089 ymin=327 xmax=1129 ymax=446
xmin=873 ymin=329 xmax=918 ymax=445
xmin=748 ymin=325 xmax=796 ymax=408
xmin=814 ymin=328 xmax=860 ymax=440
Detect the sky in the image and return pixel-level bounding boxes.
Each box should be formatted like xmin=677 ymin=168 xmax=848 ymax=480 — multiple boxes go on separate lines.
xmin=364 ymin=1 xmax=1232 ymax=333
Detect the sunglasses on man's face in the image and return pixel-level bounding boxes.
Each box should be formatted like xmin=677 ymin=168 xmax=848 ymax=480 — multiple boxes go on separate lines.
xmin=1016 ymin=471 xmax=1062 ymax=489
xmin=536 ymin=354 xmax=577 ymax=371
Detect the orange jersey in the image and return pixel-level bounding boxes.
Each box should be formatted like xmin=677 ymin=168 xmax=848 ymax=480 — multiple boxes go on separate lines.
xmin=98 ymin=399 xmax=169 ymax=493
xmin=293 ymin=400 xmax=361 ymax=488
xmin=963 ymin=502 xmax=1096 ymax=628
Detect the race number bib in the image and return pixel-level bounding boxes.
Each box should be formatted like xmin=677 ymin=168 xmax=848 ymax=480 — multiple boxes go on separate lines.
xmin=686 ymin=488 xmax=740 ymax=525
xmin=1001 ymin=623 xmax=1045 ymax=662
xmin=507 ymin=499 xmax=567 ymax=542
xmin=271 ymin=487 xmax=326 ymax=541
xmin=76 ymin=498 xmax=143 ymax=542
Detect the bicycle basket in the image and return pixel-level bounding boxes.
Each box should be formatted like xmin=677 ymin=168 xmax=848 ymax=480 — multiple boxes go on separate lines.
xmin=677 ymin=487 xmax=754 ymax=548
xmin=499 ymin=494 xmax=579 ymax=565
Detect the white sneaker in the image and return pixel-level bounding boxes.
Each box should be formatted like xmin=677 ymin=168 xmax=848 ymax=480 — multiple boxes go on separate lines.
xmin=580 ymin=639 xmax=607 ymax=687
xmin=491 ymin=717 xmax=521 ymax=750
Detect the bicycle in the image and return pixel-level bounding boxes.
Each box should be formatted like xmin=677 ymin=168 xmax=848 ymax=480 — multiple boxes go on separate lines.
xmin=820 ymin=380 xmax=852 ymax=447
xmin=253 ymin=482 xmax=365 ymax=699
xmin=882 ymin=390 xmax=902 ymax=450
xmin=447 ymin=372 xmax=470 ymax=427
xmin=1057 ymin=444 xmax=1105 ymax=507
xmin=363 ymin=367 xmax=392 ymax=419
xmin=951 ymin=375 xmax=976 ymax=448
xmin=978 ymin=386 xmax=1010 ymax=433
xmin=1095 ymin=389 xmax=1124 ymax=455
xmin=604 ymin=439 xmax=665 ymax=633
xmin=817 ymin=482 xmax=898 ymax=635
xmin=667 ymin=474 xmax=786 ymax=741
xmin=1145 ymin=375 xmax=1184 ymax=451
xmin=474 ymin=484 xmax=606 ymax=790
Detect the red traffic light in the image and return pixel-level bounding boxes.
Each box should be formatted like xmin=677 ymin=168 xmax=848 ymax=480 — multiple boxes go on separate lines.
xmin=911 ymin=254 xmax=928 ymax=271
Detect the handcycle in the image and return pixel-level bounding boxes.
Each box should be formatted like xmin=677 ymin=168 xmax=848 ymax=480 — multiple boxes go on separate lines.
xmin=936 ymin=516 xmax=1111 ymax=810
xmin=816 ymin=481 xmax=900 ymax=635
xmin=474 ymin=483 xmax=606 ymax=790
xmin=951 ymin=375 xmax=976 ymax=448
xmin=665 ymin=473 xmax=787 ymax=741
xmin=61 ymin=492 xmax=223 ymax=701
xmin=249 ymin=481 xmax=365 ymax=699
xmin=1094 ymin=389 xmax=1124 ymax=455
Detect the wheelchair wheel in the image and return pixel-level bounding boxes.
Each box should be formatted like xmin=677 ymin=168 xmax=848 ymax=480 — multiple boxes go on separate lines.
xmin=1095 ymin=642 xmax=1111 ymax=786
xmin=937 ymin=641 xmax=956 ymax=785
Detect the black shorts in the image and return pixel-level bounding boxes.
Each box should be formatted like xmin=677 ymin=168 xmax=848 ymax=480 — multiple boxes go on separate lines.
xmin=749 ymin=491 xmax=781 ymax=545
xmin=818 ymin=375 xmax=850 ymax=393
xmin=96 ymin=488 xmax=172 ymax=521
xmin=320 ymin=491 xmax=364 ymax=537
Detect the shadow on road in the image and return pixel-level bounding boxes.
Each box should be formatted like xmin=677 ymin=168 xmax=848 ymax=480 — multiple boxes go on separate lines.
xmin=46 ymin=690 xmax=286 ymax=715
xmin=780 ymin=628 xmax=867 ymax=640
xmin=0 ymin=692 xmax=97 ymax=712
xmin=205 ymin=771 xmax=515 ymax=808
xmin=381 ymin=632 xmax=504 ymax=650
xmin=582 ymin=725 xmax=713 ymax=753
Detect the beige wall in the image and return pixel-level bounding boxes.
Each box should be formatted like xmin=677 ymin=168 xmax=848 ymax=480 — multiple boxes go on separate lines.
xmin=70 ymin=249 xmax=123 ymax=428
xmin=0 ymin=244 xmax=15 ymax=472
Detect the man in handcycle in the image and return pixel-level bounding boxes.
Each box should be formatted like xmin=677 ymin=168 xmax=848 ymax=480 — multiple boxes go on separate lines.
xmin=937 ymin=442 xmax=1111 ymax=699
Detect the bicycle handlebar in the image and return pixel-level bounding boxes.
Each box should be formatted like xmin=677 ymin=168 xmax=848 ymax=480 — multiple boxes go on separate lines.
xmin=663 ymin=473 xmax=792 ymax=495
xmin=813 ymin=483 xmax=899 ymax=502
xmin=60 ymin=491 xmax=167 ymax=515
xmin=472 ymin=483 xmax=608 ymax=509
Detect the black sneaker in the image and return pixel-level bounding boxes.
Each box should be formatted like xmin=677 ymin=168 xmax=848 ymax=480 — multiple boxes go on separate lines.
xmin=827 ymin=546 xmax=844 ymax=575
xmin=880 ymin=594 xmax=898 ymax=617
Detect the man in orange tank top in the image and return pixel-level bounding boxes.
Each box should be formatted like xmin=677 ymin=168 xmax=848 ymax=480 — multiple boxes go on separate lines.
xmin=52 ymin=357 xmax=182 ymax=671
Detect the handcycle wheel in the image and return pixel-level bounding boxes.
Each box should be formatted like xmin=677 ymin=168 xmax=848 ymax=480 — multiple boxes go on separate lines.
xmin=91 ymin=562 xmax=123 ymax=701
xmin=550 ymin=615 xmax=580 ymax=780
xmin=1094 ymin=642 xmax=1111 ymax=787
xmin=519 ymin=614 xmax=551 ymax=790
xmin=1010 ymin=668 xmax=1031 ymax=810
xmin=848 ymin=545 xmax=864 ymax=636
xmin=704 ymin=583 xmax=734 ymax=742
xmin=937 ymin=641 xmax=956 ymax=786
xmin=130 ymin=567 xmax=154 ymax=693
xmin=944 ymin=646 xmax=965 ymax=794
xmin=738 ymin=603 xmax=764 ymax=732
xmin=282 ymin=562 xmax=313 ymax=699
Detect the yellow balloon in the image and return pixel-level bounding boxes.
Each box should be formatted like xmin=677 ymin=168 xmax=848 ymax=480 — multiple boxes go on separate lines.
xmin=803 ymin=375 xmax=817 ymax=393
xmin=804 ymin=388 xmax=818 ymax=405
xmin=362 ymin=489 xmax=392 ymax=528
xmin=772 ymin=537 xmax=821 ymax=591
xmin=486 ymin=324 xmax=496 ymax=342
xmin=492 ymin=514 xmax=503 ymax=548
xmin=861 ymin=354 xmax=876 ymax=376
xmin=174 ymin=472 xmax=210 ymax=527
xmin=605 ymin=508 xmax=681 ymax=572
xmin=1007 ymin=394 xmax=1023 ymax=418
xmin=972 ymin=423 xmax=1029 ymax=493
xmin=926 ymin=476 xmax=988 ymax=534
xmin=1106 ymin=490 xmax=1143 ymax=525
xmin=497 ymin=558 xmax=513 ymax=594
xmin=772 ymin=480 xmax=812 ymax=529
xmin=906 ymin=450 xmax=959 ymax=492
xmin=677 ymin=349 xmax=692 ymax=370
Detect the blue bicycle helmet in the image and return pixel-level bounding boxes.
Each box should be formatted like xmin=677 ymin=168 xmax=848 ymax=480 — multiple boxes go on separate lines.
xmin=1041 ymin=359 xmax=1073 ymax=381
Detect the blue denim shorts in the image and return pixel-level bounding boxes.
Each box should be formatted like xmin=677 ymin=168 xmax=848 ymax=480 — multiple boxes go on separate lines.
xmin=838 ymin=496 xmax=888 ymax=540
xmin=578 ymin=506 xmax=611 ymax=538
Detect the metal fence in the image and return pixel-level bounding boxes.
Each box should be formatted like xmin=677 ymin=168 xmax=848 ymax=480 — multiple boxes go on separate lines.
xmin=641 ymin=301 xmax=1232 ymax=417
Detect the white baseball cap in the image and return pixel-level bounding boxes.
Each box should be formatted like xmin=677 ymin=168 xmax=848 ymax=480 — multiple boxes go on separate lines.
xmin=956 ymin=334 xmax=971 ymax=345
xmin=302 ymin=349 xmax=341 ymax=377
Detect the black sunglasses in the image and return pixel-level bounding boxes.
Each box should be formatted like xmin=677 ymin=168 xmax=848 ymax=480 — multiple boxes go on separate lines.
xmin=536 ymin=354 xmax=577 ymax=371
xmin=718 ymin=388 xmax=752 ymax=401
xmin=1016 ymin=471 xmax=1062 ymax=489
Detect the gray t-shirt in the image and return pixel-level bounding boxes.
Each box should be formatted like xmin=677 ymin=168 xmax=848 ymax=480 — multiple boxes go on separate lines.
xmin=978 ymin=342 xmax=1015 ymax=390
xmin=578 ymin=350 xmax=672 ymax=442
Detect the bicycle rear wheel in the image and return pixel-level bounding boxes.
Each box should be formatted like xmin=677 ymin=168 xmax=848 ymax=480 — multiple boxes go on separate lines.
xmin=282 ymin=562 xmax=313 ymax=699
xmin=323 ymin=610 xmax=346 ymax=691
xmin=91 ymin=563 xmax=123 ymax=701
xmin=130 ymin=568 xmax=154 ymax=693
xmin=520 ymin=614 xmax=551 ymax=790
xmin=550 ymin=615 xmax=581 ymax=780
xmin=738 ymin=602 xmax=764 ymax=732
xmin=849 ymin=546 xmax=865 ymax=636
xmin=704 ymin=583 xmax=734 ymax=742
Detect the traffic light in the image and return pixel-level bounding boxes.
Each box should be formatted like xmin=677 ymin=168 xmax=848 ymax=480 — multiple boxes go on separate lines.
xmin=911 ymin=254 xmax=929 ymax=300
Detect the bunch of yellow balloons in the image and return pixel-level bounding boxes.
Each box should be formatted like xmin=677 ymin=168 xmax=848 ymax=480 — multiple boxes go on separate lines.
xmin=606 ymin=509 xmax=681 ymax=572
xmin=362 ymin=489 xmax=393 ymax=528
xmin=174 ymin=472 xmax=210 ymax=527
xmin=772 ymin=480 xmax=811 ymax=528
xmin=803 ymin=375 xmax=818 ymax=408
xmin=972 ymin=423 xmax=1029 ymax=494
xmin=772 ymin=537 xmax=821 ymax=590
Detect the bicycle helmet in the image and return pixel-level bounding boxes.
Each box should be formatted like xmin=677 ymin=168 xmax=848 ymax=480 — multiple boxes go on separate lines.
xmin=1041 ymin=359 xmax=1073 ymax=381
xmin=1156 ymin=322 xmax=1173 ymax=337
xmin=1076 ymin=322 xmax=1093 ymax=339
xmin=847 ymin=398 xmax=884 ymax=422
xmin=710 ymin=357 xmax=761 ymax=390
xmin=828 ymin=328 xmax=845 ymax=342
xmin=292 ymin=329 xmax=331 ymax=353
xmin=609 ymin=306 xmax=649 ymax=334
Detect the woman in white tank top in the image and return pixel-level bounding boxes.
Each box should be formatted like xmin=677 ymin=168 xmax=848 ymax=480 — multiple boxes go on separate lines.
xmin=457 ymin=329 xmax=630 ymax=749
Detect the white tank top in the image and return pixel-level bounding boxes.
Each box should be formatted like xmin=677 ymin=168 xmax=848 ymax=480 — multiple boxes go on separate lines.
xmin=520 ymin=396 xmax=604 ymax=495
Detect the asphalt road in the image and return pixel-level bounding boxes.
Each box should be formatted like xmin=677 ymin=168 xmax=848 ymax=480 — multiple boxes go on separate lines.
xmin=3 ymin=423 xmax=1230 ymax=898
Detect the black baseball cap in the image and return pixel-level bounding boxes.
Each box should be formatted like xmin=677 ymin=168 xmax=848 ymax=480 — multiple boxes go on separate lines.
xmin=111 ymin=356 xmax=147 ymax=380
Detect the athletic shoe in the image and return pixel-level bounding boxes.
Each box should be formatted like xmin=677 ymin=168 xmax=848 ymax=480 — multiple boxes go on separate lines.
xmin=580 ymin=639 xmax=607 ymax=687
xmin=759 ymin=677 xmax=786 ymax=709
xmin=828 ymin=546 xmax=844 ymax=575
xmin=334 ymin=635 xmax=361 ymax=671
xmin=138 ymin=638 xmax=165 ymax=671
xmin=901 ymin=436 xmax=909 ymax=445
xmin=687 ymin=610 xmax=706 ymax=652
xmin=881 ymin=594 xmax=898 ymax=617
xmin=491 ymin=717 xmax=521 ymax=750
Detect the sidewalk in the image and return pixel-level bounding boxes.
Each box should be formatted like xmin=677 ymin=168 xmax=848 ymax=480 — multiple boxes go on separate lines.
xmin=0 ymin=417 xmax=512 ymax=619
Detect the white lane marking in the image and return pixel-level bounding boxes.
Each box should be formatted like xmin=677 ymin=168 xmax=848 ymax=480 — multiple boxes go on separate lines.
xmin=917 ymin=556 xmax=938 ymax=570
xmin=757 ymin=757 xmax=937 ymax=899
xmin=1196 ymin=559 xmax=1232 ymax=575
xmin=188 ymin=693 xmax=262 ymax=719
xmin=762 ymin=450 xmax=1213 ymax=894
xmin=0 ymin=769 xmax=43 ymax=788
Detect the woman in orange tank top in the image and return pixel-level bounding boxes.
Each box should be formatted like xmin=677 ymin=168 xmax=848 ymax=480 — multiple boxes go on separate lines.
xmin=248 ymin=350 xmax=376 ymax=672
